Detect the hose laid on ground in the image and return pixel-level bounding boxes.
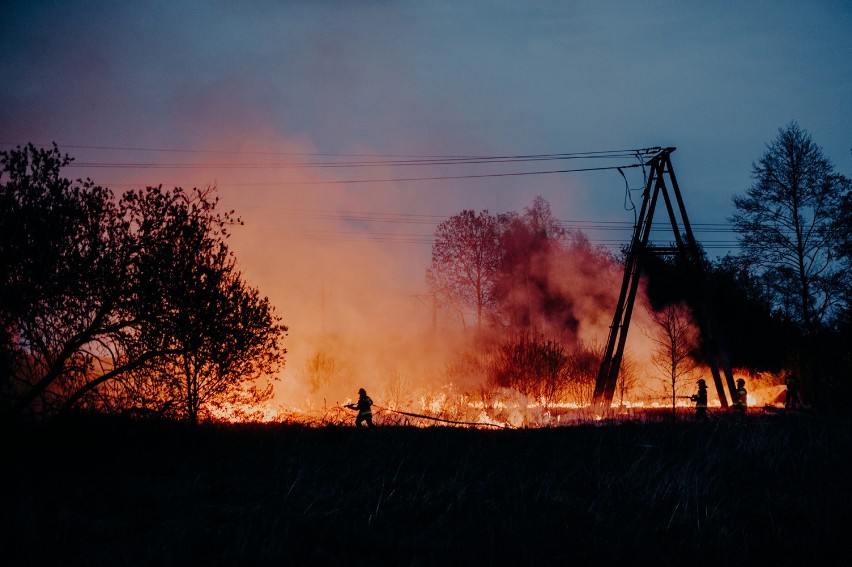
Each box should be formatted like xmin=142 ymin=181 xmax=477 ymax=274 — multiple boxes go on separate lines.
xmin=333 ymin=402 xmax=508 ymax=429
xmin=374 ymin=405 xmax=509 ymax=429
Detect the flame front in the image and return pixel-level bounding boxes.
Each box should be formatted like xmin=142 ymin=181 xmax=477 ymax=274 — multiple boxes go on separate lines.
xmin=215 ymin=366 xmax=788 ymax=426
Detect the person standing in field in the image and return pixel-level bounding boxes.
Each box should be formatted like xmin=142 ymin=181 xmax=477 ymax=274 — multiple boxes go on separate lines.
xmin=690 ymin=379 xmax=709 ymax=421
xmin=733 ymin=378 xmax=748 ymax=421
xmin=347 ymin=388 xmax=374 ymax=427
xmin=785 ymin=370 xmax=799 ymax=410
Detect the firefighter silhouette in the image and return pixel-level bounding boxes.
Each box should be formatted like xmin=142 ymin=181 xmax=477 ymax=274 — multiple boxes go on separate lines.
xmin=690 ymin=379 xmax=709 ymax=421
xmin=785 ymin=371 xmax=799 ymax=410
xmin=733 ymin=378 xmax=747 ymax=420
xmin=347 ymin=388 xmax=374 ymax=427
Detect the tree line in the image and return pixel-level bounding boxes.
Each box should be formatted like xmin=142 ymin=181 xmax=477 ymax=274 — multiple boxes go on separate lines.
xmin=0 ymin=144 xmax=287 ymax=422
xmin=428 ymin=123 xmax=851 ymax=407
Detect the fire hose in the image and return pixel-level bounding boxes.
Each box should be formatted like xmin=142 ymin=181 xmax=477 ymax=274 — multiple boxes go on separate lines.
xmin=339 ymin=404 xmax=509 ymax=429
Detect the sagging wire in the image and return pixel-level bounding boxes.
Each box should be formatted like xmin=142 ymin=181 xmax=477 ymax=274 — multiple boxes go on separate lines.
xmin=617 ymin=166 xmax=636 ymax=227
xmin=636 ymin=149 xmax=649 ymax=189
xmin=621 ymin=150 xmax=651 ymax=228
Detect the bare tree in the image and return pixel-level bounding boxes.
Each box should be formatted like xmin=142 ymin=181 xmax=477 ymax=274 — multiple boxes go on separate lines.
xmin=616 ymin=350 xmax=640 ymax=409
xmin=427 ymin=210 xmax=501 ymax=330
xmin=648 ymin=303 xmax=698 ymax=420
xmin=731 ymin=122 xmax=847 ymax=333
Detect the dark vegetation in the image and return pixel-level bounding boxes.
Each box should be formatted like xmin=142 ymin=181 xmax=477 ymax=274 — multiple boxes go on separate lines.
xmin=642 ymin=252 xmax=801 ymax=374
xmin=0 ymin=144 xmax=286 ymax=422
xmin=3 ymin=412 xmax=851 ymax=565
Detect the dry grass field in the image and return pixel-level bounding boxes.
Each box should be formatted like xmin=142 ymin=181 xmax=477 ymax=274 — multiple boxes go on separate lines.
xmin=3 ymin=411 xmax=851 ymax=565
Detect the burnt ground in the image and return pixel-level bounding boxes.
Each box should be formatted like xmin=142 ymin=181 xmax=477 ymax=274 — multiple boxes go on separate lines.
xmin=3 ymin=410 xmax=851 ymax=566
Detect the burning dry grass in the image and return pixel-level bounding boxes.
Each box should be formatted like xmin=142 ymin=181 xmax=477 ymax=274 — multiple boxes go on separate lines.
xmin=4 ymin=411 xmax=850 ymax=564
xmin=213 ymin=362 xmax=790 ymax=429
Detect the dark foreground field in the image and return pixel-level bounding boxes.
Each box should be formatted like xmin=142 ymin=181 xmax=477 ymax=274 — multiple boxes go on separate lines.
xmin=3 ymin=412 xmax=851 ymax=566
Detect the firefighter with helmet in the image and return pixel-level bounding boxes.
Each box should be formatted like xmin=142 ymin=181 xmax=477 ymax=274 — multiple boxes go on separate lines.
xmin=690 ymin=379 xmax=709 ymax=421
xmin=732 ymin=378 xmax=747 ymax=420
xmin=347 ymin=388 xmax=374 ymax=427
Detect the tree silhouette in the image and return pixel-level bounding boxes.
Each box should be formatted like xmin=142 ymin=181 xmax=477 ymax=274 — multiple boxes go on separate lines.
xmin=0 ymin=144 xmax=286 ymax=420
xmin=135 ymin=187 xmax=286 ymax=423
xmin=647 ymin=303 xmax=698 ymax=420
xmin=427 ymin=209 xmax=501 ymax=330
xmin=1 ymin=144 xmax=153 ymax=415
xmin=153 ymin=254 xmax=285 ymax=423
xmin=731 ymin=122 xmax=847 ymax=333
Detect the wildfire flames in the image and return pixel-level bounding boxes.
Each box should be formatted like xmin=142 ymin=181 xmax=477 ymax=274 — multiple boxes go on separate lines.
xmin=179 ymin=169 xmax=791 ymax=429
xmin=214 ymin=368 xmax=789 ymax=426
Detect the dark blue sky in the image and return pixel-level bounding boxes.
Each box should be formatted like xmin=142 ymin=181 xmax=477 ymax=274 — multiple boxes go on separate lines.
xmin=3 ymin=2 xmax=849 ymax=233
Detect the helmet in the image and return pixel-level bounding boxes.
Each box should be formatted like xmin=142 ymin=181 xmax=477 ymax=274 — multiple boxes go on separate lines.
xmin=358 ymin=388 xmax=366 ymax=396
xmin=697 ymin=379 xmax=706 ymax=387
xmin=736 ymin=378 xmax=745 ymax=387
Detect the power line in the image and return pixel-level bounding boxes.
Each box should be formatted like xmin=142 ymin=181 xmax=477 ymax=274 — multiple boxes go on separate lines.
xmin=62 ymin=149 xmax=656 ymax=168
xmin=1 ymin=141 xmax=660 ymax=161
xmin=8 ymin=141 xmax=660 ymax=185
xmin=257 ymin=228 xmax=743 ymax=250
xmin=68 ymin=154 xmax=645 ymax=169
xmin=92 ymin=163 xmax=643 ymax=186
xmin=250 ymin=207 xmax=744 ymax=249
xmin=2 ymin=141 xmax=744 ymax=252
xmin=252 ymin=208 xmax=743 ymax=242
xmin=6 ymin=142 xmax=657 ymax=182
xmin=235 ymin=206 xmax=746 ymax=234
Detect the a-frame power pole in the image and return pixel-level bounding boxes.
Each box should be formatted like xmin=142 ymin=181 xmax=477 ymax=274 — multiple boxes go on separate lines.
xmin=592 ymin=147 xmax=737 ymax=413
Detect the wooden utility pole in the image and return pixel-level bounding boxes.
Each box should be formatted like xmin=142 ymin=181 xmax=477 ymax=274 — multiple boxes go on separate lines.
xmin=592 ymin=148 xmax=736 ymax=414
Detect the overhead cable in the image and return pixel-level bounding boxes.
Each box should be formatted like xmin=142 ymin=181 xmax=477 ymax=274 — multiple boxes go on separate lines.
xmin=1 ymin=141 xmax=660 ymax=161
xmin=96 ymin=164 xmax=644 ymax=186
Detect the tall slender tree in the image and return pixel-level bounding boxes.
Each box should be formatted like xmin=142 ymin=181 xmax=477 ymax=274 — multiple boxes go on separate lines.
xmin=731 ymin=122 xmax=847 ymax=333
xmin=648 ymin=303 xmax=698 ymax=420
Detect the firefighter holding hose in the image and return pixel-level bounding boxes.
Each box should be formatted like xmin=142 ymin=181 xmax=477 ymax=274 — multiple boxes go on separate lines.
xmin=690 ymin=379 xmax=709 ymax=421
xmin=732 ymin=378 xmax=748 ymax=421
xmin=347 ymin=388 xmax=374 ymax=428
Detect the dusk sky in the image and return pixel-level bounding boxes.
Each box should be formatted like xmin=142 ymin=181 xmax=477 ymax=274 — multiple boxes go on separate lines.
xmin=3 ymin=1 xmax=851 ymax=402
